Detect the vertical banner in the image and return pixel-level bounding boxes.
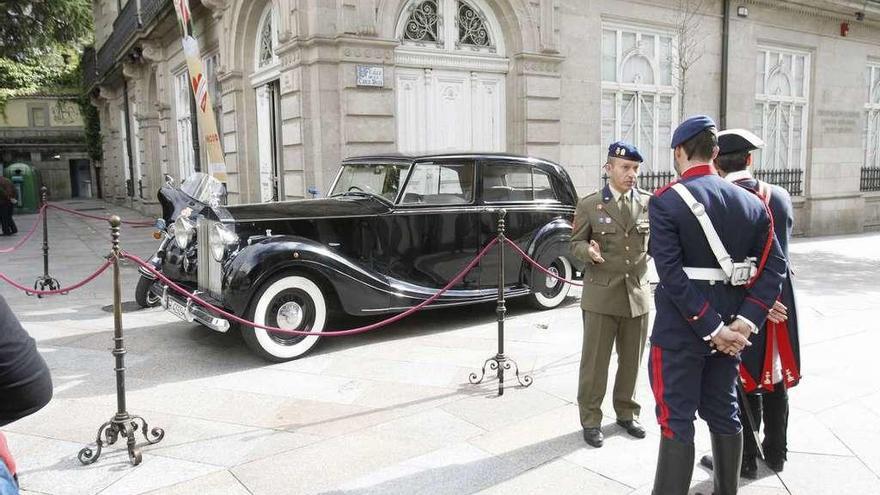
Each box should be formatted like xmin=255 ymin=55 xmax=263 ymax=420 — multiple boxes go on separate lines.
xmin=172 ymin=0 xmax=228 ymax=182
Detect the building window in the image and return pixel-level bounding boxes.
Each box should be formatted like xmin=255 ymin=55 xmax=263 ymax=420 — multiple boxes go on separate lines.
xmin=403 ymin=0 xmax=439 ymax=43
xmin=399 ymin=0 xmax=497 ymax=54
xmin=753 ymin=47 xmax=810 ymax=172
xmin=866 ymin=63 xmax=880 ymax=170
xmin=600 ymin=24 xmax=676 ymax=173
xmin=256 ymin=6 xmax=278 ymax=69
xmin=29 ymin=106 xmax=49 ymax=127
xmin=175 ymin=70 xmax=196 ymax=181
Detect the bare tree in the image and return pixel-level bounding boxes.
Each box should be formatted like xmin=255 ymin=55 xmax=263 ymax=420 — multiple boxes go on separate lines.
xmin=672 ymin=0 xmax=708 ymax=121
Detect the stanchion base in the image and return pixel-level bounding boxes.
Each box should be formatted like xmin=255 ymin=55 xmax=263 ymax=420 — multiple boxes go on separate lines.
xmin=468 ymin=354 xmax=533 ymax=396
xmin=78 ymin=413 xmax=164 ymax=466
xmin=33 ymin=276 xmax=61 ymax=298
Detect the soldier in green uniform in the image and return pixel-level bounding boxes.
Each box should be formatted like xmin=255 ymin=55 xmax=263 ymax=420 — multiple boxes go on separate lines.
xmin=571 ymin=141 xmax=652 ymax=448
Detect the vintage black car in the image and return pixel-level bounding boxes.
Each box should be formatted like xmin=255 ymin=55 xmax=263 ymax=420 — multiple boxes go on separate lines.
xmin=136 ymin=153 xmax=581 ymax=361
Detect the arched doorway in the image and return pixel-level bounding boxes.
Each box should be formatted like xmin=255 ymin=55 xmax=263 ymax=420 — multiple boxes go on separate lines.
xmin=394 ymin=0 xmax=507 ymax=153
xmin=251 ymin=2 xmax=283 ymax=202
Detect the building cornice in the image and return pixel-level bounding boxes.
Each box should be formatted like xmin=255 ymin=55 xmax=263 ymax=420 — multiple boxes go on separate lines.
xmin=746 ymin=0 xmax=880 ymax=26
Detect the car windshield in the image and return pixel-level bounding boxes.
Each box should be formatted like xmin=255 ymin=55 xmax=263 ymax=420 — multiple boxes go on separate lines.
xmin=329 ymin=162 xmax=411 ymax=201
xmin=180 ymin=173 xmax=224 ymax=205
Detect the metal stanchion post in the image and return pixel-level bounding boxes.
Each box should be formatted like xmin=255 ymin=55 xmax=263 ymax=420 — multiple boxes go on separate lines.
xmin=78 ymin=216 xmax=164 ymax=466
xmin=33 ymin=186 xmax=60 ymax=296
xmin=468 ymin=209 xmax=533 ymax=396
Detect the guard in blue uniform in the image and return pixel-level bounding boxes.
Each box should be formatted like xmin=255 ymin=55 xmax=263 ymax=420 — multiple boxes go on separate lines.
xmin=714 ymin=128 xmax=801 ymax=475
xmin=648 ymin=116 xmax=787 ymax=495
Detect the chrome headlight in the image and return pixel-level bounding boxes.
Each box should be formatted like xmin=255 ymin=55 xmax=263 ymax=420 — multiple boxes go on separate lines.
xmin=174 ymin=216 xmax=195 ymax=249
xmin=210 ymin=222 xmax=238 ymax=262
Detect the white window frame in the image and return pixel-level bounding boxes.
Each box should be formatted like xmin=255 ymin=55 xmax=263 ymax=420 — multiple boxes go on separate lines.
xmin=174 ymin=69 xmax=196 ymax=181
xmin=600 ymin=22 xmax=678 ymax=173
xmin=753 ymin=45 xmax=810 ymax=172
xmin=252 ymin=3 xmax=280 ymax=87
xmin=866 ymin=62 xmax=880 ymax=169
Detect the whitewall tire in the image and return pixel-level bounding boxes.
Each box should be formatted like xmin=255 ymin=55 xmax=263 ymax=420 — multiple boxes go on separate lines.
xmin=529 ymin=255 xmax=573 ymax=310
xmin=242 ymin=274 xmax=327 ymax=362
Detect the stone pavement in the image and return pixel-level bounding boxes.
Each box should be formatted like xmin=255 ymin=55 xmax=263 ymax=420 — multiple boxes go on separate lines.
xmin=1 ymin=199 xmax=879 ymax=494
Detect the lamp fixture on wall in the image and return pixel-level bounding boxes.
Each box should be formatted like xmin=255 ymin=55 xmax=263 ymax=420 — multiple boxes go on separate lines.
xmin=737 ymin=5 xmax=749 ymax=17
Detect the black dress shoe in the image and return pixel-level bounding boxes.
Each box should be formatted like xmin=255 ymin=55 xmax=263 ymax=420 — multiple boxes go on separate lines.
xmin=583 ymin=427 xmax=603 ymax=447
xmin=741 ymin=455 xmax=758 ymax=479
xmin=616 ymin=419 xmax=646 ymax=438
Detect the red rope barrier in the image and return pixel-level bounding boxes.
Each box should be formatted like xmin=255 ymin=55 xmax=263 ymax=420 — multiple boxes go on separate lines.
xmin=123 ymin=237 xmax=499 ymax=337
xmin=47 ymin=203 xmax=155 ymax=226
xmin=0 ymin=205 xmax=46 ymax=254
xmin=0 ymin=259 xmax=112 ymax=296
xmin=504 ymin=238 xmax=583 ymax=287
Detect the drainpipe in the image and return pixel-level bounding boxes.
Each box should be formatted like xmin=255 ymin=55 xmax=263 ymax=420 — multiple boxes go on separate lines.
xmin=720 ymin=0 xmax=731 ymax=129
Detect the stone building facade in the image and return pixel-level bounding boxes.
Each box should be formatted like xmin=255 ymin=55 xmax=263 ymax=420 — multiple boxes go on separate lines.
xmin=83 ymin=0 xmax=880 ymax=235
xmin=0 ymin=95 xmax=94 ymax=199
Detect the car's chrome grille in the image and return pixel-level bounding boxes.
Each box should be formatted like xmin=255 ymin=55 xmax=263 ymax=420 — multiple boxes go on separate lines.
xmin=197 ymin=218 xmax=223 ymax=299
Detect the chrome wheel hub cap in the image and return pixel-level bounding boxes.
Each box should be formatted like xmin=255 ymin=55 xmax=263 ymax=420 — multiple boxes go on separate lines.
xmin=545 ymin=267 xmax=560 ymax=289
xmin=277 ymin=302 xmax=305 ymax=329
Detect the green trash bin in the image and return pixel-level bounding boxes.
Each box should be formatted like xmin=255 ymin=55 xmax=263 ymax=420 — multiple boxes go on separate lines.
xmin=3 ymin=163 xmax=41 ymax=213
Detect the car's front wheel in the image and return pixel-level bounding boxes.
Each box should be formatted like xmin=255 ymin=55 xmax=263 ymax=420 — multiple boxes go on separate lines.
xmin=242 ymin=274 xmax=327 ymax=362
xmin=135 ymin=275 xmax=161 ymax=308
xmin=529 ymin=255 xmax=573 ymax=310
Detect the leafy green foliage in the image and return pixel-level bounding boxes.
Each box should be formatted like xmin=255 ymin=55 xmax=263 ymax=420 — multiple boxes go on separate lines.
xmin=0 ymin=1 xmax=93 ymax=109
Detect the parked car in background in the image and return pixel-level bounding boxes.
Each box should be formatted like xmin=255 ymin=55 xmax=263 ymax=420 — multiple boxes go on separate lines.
xmin=137 ymin=153 xmax=581 ymax=361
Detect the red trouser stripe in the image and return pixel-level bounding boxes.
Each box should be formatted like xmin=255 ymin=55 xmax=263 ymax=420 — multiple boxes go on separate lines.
xmin=651 ymin=346 xmax=673 ymax=438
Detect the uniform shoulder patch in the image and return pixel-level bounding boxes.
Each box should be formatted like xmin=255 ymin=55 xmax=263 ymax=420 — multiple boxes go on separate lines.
xmin=654 ymin=180 xmax=678 ymax=197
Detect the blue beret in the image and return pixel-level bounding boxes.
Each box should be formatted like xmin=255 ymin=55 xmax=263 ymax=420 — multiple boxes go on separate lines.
xmin=671 ymin=115 xmax=716 ymax=149
xmin=607 ymin=141 xmax=643 ymax=162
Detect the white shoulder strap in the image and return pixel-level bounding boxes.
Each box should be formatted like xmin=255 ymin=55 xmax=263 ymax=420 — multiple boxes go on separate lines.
xmin=670 ymin=183 xmax=734 ymax=278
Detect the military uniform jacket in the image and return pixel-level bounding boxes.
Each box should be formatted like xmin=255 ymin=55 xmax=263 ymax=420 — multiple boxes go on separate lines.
xmin=732 ymin=176 xmax=801 ymax=391
xmin=570 ymin=184 xmax=652 ymax=318
xmin=648 ymin=165 xmax=787 ymax=352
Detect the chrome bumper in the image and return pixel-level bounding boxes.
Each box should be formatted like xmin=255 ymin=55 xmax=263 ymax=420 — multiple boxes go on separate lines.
xmin=150 ymin=283 xmax=231 ymax=333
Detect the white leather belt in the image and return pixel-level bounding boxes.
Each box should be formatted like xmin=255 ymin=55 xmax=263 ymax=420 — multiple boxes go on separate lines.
xmin=682 ymin=267 xmax=728 ymax=282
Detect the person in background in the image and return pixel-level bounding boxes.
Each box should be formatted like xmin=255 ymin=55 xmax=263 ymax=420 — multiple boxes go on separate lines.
xmin=698 ymin=128 xmax=801 ymax=478
xmin=0 ymin=175 xmax=17 ymax=236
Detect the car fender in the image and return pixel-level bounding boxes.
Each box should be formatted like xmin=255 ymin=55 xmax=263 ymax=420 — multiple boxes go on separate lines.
xmin=223 ymin=235 xmax=392 ymax=316
xmin=520 ymin=218 xmax=582 ymax=287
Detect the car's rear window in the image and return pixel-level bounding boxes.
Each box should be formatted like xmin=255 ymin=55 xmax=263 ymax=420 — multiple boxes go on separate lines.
xmin=400 ymin=162 xmax=475 ymax=205
xmin=483 ymin=164 xmax=558 ymax=202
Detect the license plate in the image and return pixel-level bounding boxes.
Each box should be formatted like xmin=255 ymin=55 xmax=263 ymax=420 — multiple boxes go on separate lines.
xmin=168 ymin=299 xmax=188 ymax=321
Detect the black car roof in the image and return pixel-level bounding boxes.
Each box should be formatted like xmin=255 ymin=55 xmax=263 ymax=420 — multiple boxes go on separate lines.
xmin=342 ymin=152 xmax=561 ymax=169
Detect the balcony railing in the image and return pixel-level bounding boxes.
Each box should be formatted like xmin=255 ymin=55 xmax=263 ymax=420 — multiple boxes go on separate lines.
xmin=83 ymin=0 xmax=173 ymax=90
xmin=861 ymin=167 xmax=880 ymax=192
xmin=754 ymin=168 xmax=803 ymax=196
xmin=602 ymin=171 xmax=676 ymax=192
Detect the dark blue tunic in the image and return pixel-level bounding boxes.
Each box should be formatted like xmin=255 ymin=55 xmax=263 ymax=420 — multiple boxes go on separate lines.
xmin=646 ymin=164 xmax=786 ymax=443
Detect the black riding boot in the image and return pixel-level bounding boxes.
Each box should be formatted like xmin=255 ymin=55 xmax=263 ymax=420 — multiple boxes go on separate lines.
xmin=762 ymin=384 xmax=789 ymax=471
xmin=710 ymin=431 xmax=742 ymax=495
xmin=652 ymin=437 xmax=694 ymax=495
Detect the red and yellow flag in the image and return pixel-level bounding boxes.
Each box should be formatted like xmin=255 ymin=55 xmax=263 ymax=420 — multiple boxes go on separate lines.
xmin=172 ymin=0 xmax=228 ymax=182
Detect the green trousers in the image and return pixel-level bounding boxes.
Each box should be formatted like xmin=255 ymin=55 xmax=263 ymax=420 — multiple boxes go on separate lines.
xmin=577 ymin=310 xmax=648 ymax=428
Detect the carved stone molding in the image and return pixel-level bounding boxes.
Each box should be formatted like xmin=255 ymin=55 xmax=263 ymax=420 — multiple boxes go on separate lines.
xmin=514 ymin=52 xmax=564 ymax=76
xmin=201 ymin=0 xmax=229 ymax=19
xmin=394 ymin=47 xmax=508 ymax=73
xmin=140 ymin=40 xmax=163 ymax=63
